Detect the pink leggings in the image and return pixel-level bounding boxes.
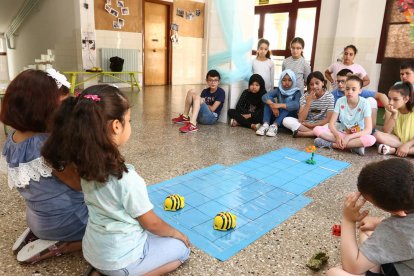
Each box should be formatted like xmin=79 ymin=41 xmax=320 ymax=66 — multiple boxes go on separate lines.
xmin=313 ymin=126 xmax=376 ymax=147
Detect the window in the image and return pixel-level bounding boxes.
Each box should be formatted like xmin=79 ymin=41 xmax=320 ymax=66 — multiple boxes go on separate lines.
xmin=253 ymin=0 xmax=321 ymax=86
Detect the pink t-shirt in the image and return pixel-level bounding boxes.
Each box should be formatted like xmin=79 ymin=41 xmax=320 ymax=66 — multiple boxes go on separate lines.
xmin=328 ymin=62 xmax=368 ymax=88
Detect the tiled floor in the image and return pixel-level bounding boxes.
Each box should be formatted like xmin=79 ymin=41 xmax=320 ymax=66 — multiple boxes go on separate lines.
xmin=0 ymin=85 xmax=392 ymax=275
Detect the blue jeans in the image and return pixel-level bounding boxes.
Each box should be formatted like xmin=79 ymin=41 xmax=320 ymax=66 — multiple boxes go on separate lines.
xmin=97 ymin=234 xmax=190 ymax=276
xmin=263 ymin=103 xmax=297 ymax=127
xmin=197 ymin=103 xmax=218 ymax=125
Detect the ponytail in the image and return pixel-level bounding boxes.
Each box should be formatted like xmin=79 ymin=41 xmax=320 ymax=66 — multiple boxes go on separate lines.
xmin=389 ymin=82 xmax=414 ymax=112
xmin=42 ymin=96 xmax=77 ymax=171
xmin=43 ymin=85 xmax=130 ymax=183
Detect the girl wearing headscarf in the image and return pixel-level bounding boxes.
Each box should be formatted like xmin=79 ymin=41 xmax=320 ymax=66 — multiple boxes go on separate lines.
xmin=256 ymin=69 xmax=301 ymax=137
xmin=228 ymin=74 xmax=267 ymax=130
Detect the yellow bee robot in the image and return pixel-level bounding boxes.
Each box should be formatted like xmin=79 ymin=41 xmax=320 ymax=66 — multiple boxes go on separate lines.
xmin=164 ymin=194 xmax=185 ymax=211
xmin=213 ymin=212 xmax=237 ymax=231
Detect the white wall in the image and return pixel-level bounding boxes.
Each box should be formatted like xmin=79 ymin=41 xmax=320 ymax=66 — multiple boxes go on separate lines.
xmin=205 ymin=0 xmax=255 ymax=123
xmin=314 ymin=0 xmax=386 ymax=91
xmin=6 ymin=0 xmax=81 ymax=78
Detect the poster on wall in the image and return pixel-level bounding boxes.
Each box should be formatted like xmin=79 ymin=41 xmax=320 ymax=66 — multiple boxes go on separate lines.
xmin=81 ymin=31 xmax=96 ymax=70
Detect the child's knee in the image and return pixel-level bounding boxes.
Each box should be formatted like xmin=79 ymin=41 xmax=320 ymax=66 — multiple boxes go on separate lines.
xmin=360 ymin=135 xmax=376 ymax=147
xmin=313 ymin=126 xmax=329 ymax=137
xmin=282 ymin=117 xmax=299 ymax=130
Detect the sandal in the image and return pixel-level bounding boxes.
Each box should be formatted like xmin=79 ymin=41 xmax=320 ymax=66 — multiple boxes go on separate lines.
xmin=378 ymin=144 xmax=391 ymax=155
xmin=12 ymin=228 xmax=39 ymax=255
xmin=230 ymin=119 xmax=238 ymax=127
xmin=17 ymin=239 xmax=64 ymax=264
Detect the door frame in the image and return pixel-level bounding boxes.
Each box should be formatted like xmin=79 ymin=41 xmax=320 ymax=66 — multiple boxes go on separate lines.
xmin=142 ymin=0 xmax=173 ymax=85
xmin=253 ymin=0 xmax=321 ymax=70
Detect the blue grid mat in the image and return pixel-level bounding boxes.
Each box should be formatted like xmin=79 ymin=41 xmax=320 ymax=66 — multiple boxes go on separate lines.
xmin=148 ymin=148 xmax=349 ymax=261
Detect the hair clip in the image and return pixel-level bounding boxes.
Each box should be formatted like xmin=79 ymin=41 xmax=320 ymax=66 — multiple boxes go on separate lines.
xmin=46 ymin=68 xmax=71 ymax=89
xmin=83 ymin=94 xmax=101 ymax=102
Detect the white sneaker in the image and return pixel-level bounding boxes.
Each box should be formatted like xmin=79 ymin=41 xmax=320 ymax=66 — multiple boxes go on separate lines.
xmin=266 ymin=124 xmax=278 ymax=137
xmin=256 ymin=124 xmax=269 ymax=136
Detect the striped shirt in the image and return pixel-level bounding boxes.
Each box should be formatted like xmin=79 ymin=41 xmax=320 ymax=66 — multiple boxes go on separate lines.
xmin=300 ymin=90 xmax=334 ymax=123
xmin=282 ymin=56 xmax=311 ymax=94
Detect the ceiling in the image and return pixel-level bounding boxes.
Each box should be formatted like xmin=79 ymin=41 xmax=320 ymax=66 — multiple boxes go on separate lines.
xmin=0 ymin=0 xmax=25 ymax=35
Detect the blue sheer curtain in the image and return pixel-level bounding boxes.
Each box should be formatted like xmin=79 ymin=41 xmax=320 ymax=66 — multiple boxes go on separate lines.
xmin=208 ymin=0 xmax=253 ymax=84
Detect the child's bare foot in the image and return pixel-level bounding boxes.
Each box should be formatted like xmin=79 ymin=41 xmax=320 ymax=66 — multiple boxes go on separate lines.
xmin=230 ymin=119 xmax=239 ymax=127
xmin=251 ymin=123 xmax=260 ymax=131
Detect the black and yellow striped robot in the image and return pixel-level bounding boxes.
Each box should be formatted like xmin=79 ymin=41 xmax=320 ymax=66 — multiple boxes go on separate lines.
xmin=164 ymin=194 xmax=185 ymax=211
xmin=213 ymin=211 xmax=237 ymax=231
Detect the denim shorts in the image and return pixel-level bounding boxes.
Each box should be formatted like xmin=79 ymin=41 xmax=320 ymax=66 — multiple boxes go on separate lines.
xmin=96 ymin=234 xmax=190 ymax=276
xmin=197 ymin=102 xmax=218 ymax=125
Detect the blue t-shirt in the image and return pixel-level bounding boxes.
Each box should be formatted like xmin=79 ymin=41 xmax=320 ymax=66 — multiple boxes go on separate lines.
xmin=2 ymin=132 xmax=88 ymax=241
xmin=331 ymin=88 xmax=376 ymax=104
xmin=334 ymin=96 xmax=371 ymax=132
xmin=201 ymin=87 xmax=226 ymax=117
xmin=81 ymin=164 xmax=154 ymax=270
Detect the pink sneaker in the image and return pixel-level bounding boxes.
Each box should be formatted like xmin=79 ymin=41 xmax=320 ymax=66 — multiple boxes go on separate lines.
xmin=179 ymin=122 xmax=198 ymax=133
xmin=171 ymin=114 xmax=190 ymax=124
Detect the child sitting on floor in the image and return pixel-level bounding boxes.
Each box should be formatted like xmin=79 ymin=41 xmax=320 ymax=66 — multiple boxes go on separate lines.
xmin=313 ymin=75 xmax=376 ymax=156
xmin=256 ymin=69 xmax=301 ymax=137
xmin=171 ymin=69 xmax=225 ymax=133
xmin=227 ymin=74 xmax=266 ymax=130
xmin=327 ymin=158 xmax=414 ymax=276
xmin=43 ymin=85 xmax=190 ymax=275
xmin=331 ymin=69 xmax=390 ymax=127
xmin=0 ymin=69 xmax=87 ymax=263
xmin=375 ymin=82 xmax=414 ymax=157
xmin=282 ymin=71 xmax=334 ymax=137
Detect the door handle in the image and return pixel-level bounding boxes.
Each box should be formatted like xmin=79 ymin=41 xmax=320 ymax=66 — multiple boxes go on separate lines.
xmin=153 ymin=49 xmax=156 ymax=52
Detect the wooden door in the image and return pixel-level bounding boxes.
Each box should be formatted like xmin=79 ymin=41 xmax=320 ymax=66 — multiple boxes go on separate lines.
xmin=144 ymin=1 xmax=169 ymax=85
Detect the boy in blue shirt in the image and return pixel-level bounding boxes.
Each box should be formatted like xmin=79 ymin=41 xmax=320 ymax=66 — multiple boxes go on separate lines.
xmin=172 ymin=70 xmax=226 ymax=133
xmin=331 ymin=69 xmax=389 ymax=127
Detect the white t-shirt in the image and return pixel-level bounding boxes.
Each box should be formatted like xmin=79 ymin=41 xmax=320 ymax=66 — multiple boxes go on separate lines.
xmin=252 ymin=58 xmax=275 ymax=92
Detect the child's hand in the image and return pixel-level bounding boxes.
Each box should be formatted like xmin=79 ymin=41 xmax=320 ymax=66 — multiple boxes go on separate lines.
xmin=343 ymin=192 xmax=369 ymax=223
xmin=358 ymin=216 xmax=384 ymax=231
xmin=173 ymin=229 xmax=191 ymax=248
xmin=271 ymin=107 xmax=280 ymax=117
xmin=396 ymin=143 xmax=410 ymax=157
xmin=306 ymin=91 xmax=317 ymax=102
xmin=386 ymin=104 xmax=398 ymax=115
xmin=336 ymin=136 xmax=345 ymax=149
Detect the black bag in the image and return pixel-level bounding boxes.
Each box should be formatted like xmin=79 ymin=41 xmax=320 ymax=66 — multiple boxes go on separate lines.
xmin=109 ymin=56 xmax=124 ymax=72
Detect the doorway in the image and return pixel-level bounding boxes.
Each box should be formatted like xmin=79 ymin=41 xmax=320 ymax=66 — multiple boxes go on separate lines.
xmin=143 ymin=0 xmax=171 ymax=86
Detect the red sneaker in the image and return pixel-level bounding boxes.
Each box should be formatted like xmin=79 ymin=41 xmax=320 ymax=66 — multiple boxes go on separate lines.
xmin=179 ymin=122 xmax=198 ymax=133
xmin=171 ymin=114 xmax=190 ymax=124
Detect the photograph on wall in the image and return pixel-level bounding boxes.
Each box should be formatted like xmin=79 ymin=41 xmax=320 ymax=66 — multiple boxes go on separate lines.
xmin=195 ymin=9 xmax=201 ymax=16
xmin=176 ymin=8 xmax=184 ymax=17
xmin=105 ymin=4 xmax=111 ymax=13
xmin=113 ymin=21 xmax=121 ymax=29
xmin=121 ymin=7 xmax=129 ymax=15
xmin=81 ymin=31 xmax=96 ymax=70
xmin=105 ymin=0 xmax=111 ymax=4
xmin=118 ymin=18 xmax=125 ymax=27
xmin=171 ymin=23 xmax=179 ymax=31
xmin=186 ymin=11 xmax=194 ymax=20
xmin=117 ymin=0 xmax=124 ymax=8
xmin=110 ymin=8 xmax=119 ymax=17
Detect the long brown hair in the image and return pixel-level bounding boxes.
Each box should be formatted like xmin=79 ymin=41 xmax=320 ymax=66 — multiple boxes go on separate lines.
xmin=0 ymin=69 xmax=68 ymax=132
xmin=42 ymin=85 xmax=130 ymax=182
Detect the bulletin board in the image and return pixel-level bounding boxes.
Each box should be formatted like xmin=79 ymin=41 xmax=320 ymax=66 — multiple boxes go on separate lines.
xmin=95 ymin=0 xmax=142 ymax=33
xmin=173 ymin=0 xmax=204 ymax=38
